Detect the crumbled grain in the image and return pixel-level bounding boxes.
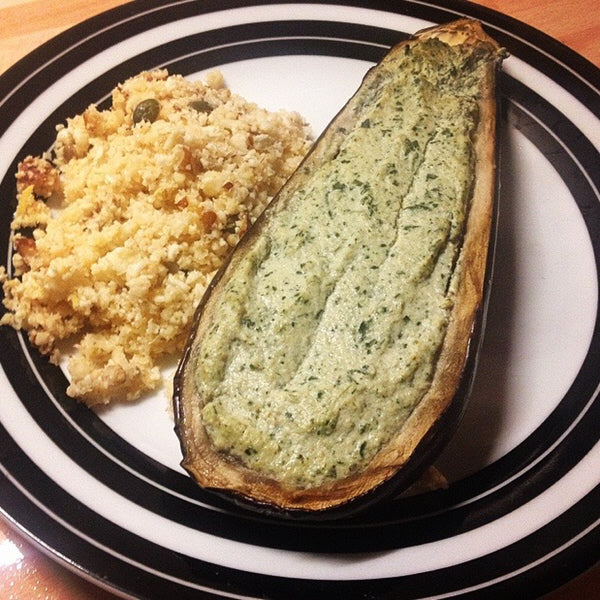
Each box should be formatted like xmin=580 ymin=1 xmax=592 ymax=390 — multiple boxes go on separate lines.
xmin=0 ymin=69 xmax=311 ymax=405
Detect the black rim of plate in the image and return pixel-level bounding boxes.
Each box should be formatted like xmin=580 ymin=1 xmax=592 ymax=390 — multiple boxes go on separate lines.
xmin=0 ymin=1 xmax=599 ymax=598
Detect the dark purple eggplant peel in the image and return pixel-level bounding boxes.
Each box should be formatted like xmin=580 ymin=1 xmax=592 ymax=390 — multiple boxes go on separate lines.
xmin=173 ymin=19 xmax=505 ymax=519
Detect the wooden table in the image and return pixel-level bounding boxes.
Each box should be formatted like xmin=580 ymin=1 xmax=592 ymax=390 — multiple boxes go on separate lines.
xmin=0 ymin=1 xmax=598 ymax=598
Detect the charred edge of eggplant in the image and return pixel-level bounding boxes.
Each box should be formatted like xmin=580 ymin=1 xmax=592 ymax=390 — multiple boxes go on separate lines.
xmin=198 ymin=383 xmax=475 ymax=522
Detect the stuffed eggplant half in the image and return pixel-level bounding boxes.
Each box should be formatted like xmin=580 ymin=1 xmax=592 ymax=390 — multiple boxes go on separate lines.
xmin=174 ymin=19 xmax=505 ymax=518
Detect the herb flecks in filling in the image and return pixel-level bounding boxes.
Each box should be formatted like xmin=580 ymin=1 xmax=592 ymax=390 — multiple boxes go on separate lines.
xmin=195 ymin=39 xmax=489 ymax=488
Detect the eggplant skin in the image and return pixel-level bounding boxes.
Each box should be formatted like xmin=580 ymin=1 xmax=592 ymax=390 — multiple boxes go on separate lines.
xmin=173 ymin=19 xmax=506 ymax=519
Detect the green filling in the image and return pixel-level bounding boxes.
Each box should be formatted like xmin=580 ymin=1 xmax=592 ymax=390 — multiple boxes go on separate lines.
xmin=194 ymin=38 xmax=491 ymax=488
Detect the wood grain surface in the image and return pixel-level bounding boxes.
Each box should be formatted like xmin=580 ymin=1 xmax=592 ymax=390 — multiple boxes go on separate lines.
xmin=0 ymin=1 xmax=598 ymax=598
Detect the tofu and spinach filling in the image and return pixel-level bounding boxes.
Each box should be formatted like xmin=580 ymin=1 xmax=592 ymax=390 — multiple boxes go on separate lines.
xmin=194 ymin=39 xmax=491 ymax=488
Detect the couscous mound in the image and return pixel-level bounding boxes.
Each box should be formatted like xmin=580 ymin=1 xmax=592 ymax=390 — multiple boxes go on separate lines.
xmin=0 ymin=69 xmax=311 ymax=405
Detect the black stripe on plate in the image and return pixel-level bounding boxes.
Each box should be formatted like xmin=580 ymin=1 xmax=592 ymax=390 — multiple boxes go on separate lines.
xmin=503 ymin=74 xmax=600 ymax=228
xmin=2 ymin=415 xmax=599 ymax=599
xmin=0 ymin=423 xmax=257 ymax=600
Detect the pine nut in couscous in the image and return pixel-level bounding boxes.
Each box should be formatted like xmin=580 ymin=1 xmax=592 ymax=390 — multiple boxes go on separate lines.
xmin=0 ymin=69 xmax=312 ymax=405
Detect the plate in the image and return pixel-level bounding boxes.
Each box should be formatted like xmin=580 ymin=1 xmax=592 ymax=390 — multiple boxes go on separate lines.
xmin=0 ymin=1 xmax=598 ymax=598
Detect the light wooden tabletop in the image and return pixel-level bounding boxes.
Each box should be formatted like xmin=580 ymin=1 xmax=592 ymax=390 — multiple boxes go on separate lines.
xmin=0 ymin=1 xmax=598 ymax=599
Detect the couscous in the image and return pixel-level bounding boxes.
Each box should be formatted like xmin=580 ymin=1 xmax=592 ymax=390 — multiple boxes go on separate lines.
xmin=0 ymin=69 xmax=311 ymax=405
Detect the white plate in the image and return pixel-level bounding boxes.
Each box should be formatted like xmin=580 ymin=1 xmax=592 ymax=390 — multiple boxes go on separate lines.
xmin=0 ymin=2 xmax=598 ymax=598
